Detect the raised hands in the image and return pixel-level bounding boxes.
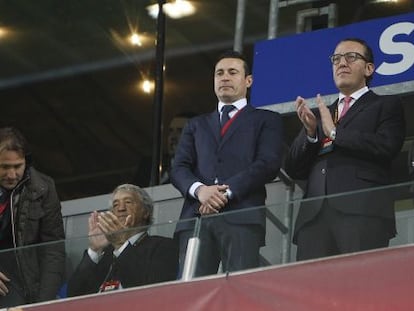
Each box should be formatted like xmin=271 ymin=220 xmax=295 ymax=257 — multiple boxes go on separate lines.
xmin=295 ymin=96 xmax=317 ymax=137
xmin=88 ymin=211 xmax=109 ymax=253
xmin=0 ymin=271 xmax=10 ymax=297
xmin=98 ymin=211 xmax=132 ymax=249
xmin=88 ymin=210 xmax=133 ymax=251
xmin=295 ymin=94 xmax=335 ymax=139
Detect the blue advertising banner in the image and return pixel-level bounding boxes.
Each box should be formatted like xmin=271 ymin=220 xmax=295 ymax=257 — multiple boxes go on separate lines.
xmin=251 ymin=12 xmax=414 ymax=108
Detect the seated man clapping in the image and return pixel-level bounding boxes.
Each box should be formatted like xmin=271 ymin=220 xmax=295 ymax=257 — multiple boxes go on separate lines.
xmin=67 ymin=184 xmax=178 ymax=296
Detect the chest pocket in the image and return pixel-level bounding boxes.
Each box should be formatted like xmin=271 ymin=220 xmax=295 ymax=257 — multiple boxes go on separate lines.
xmin=23 ymin=202 xmax=45 ymax=244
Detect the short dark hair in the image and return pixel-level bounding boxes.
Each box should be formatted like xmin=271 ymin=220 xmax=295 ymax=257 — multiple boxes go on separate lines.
xmin=215 ymin=50 xmax=251 ymax=76
xmin=0 ymin=127 xmax=30 ymax=158
xmin=337 ymin=38 xmax=374 ymax=84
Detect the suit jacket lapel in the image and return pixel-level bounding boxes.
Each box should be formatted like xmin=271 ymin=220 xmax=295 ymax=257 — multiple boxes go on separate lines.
xmin=207 ymin=110 xmax=221 ymax=144
xmin=337 ymin=90 xmax=375 ymax=128
xmin=219 ymin=105 xmax=254 ymax=147
xmin=329 ymin=99 xmax=339 ymax=117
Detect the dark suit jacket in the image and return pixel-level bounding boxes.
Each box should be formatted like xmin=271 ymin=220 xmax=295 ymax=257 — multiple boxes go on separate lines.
xmin=67 ymin=235 xmax=178 ymax=297
xmin=171 ymin=104 xmax=284 ymax=242
xmin=409 ymin=140 xmax=414 ymax=179
xmin=285 ymin=91 xmax=405 ymax=241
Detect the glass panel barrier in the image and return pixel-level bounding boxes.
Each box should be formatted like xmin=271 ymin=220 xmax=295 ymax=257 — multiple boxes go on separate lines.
xmin=0 ymin=239 xmax=66 ymax=309
xmin=0 ymin=217 xmax=198 ymax=308
xmin=1 ymin=181 xmax=414 ymax=307
xmin=64 ymin=217 xmax=199 ymax=299
xmin=286 ymin=181 xmax=414 ymax=262
xmin=179 ymin=181 xmax=414 ymax=280
xmin=191 ymin=203 xmax=287 ymax=279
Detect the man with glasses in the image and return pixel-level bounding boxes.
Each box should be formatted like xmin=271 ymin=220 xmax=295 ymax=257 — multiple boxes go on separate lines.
xmin=285 ymin=38 xmax=405 ymax=261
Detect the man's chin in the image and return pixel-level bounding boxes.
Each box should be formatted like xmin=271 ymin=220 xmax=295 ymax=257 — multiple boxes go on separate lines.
xmin=335 ymin=80 xmax=353 ymax=90
xmin=1 ymin=182 xmax=18 ymax=190
xmin=218 ymin=95 xmax=235 ymax=103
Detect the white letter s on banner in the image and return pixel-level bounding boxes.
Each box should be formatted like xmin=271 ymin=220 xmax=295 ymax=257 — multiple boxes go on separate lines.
xmin=376 ymin=22 xmax=414 ymax=76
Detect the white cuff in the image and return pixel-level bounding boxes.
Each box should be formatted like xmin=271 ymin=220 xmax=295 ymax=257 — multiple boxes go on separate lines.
xmin=189 ymin=182 xmax=204 ymax=199
xmin=306 ymin=135 xmax=318 ymax=143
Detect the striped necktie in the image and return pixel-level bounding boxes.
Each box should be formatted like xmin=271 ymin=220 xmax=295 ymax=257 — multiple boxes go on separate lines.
xmin=220 ymin=105 xmax=235 ymax=127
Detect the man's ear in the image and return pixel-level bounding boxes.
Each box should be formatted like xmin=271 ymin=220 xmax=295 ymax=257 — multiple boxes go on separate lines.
xmin=246 ymin=75 xmax=253 ymax=88
xmin=365 ymin=62 xmax=375 ymax=79
xmin=141 ymin=210 xmax=150 ymax=225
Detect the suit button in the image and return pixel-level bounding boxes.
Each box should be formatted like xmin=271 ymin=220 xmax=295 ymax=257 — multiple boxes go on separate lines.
xmin=321 ymin=168 xmax=326 ymax=175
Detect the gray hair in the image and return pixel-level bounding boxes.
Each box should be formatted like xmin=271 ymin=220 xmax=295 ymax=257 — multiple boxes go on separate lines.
xmin=111 ymin=184 xmax=154 ymax=225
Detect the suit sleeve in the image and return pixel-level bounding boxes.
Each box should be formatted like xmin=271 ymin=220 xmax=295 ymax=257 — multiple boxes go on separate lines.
xmin=170 ymin=120 xmax=200 ymax=197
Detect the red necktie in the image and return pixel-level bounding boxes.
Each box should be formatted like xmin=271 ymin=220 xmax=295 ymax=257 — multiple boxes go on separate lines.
xmin=339 ymin=96 xmax=352 ymax=119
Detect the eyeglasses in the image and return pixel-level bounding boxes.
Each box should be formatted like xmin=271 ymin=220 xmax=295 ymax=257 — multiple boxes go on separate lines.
xmin=329 ymin=52 xmax=368 ymax=65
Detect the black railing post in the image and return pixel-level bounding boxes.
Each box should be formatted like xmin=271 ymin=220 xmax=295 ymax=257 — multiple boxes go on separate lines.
xmin=150 ymin=0 xmax=166 ymax=186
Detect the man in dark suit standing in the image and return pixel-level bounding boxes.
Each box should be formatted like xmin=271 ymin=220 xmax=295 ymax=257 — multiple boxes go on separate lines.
xmin=285 ymin=38 xmax=406 ymax=261
xmin=171 ymin=50 xmax=284 ymax=277
xmin=67 ymin=184 xmax=178 ymax=297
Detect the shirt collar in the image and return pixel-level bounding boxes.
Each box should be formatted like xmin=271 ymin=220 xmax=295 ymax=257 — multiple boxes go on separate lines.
xmin=128 ymin=231 xmax=146 ymax=245
xmin=217 ymin=98 xmax=247 ymax=113
xmin=113 ymin=231 xmax=147 ymax=257
xmin=339 ymin=86 xmax=369 ymax=103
